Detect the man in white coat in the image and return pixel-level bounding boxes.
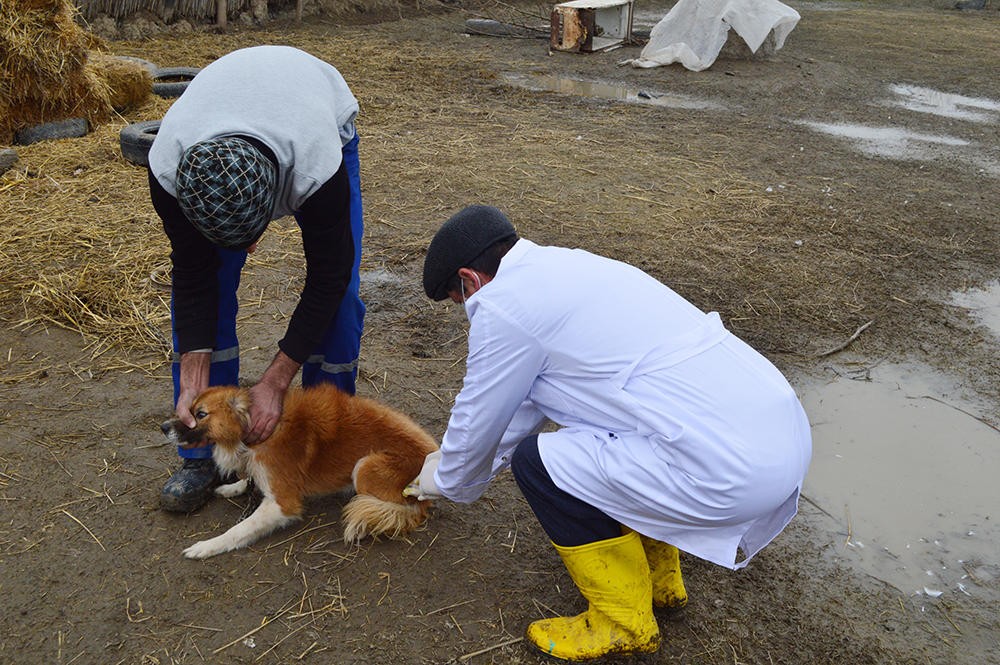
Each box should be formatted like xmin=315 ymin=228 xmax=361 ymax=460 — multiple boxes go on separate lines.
xmin=409 ymin=205 xmax=812 ymax=660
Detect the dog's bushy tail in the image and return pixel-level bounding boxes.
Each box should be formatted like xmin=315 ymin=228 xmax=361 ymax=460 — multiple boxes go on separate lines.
xmin=341 ymin=495 xmax=430 ymax=543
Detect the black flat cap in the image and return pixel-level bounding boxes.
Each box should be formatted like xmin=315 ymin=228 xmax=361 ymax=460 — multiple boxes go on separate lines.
xmin=423 ymin=205 xmax=517 ymax=301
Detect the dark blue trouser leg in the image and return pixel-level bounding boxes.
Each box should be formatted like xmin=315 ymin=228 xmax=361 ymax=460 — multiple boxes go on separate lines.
xmin=171 ymin=247 xmax=246 ymax=460
xmin=511 ymin=435 xmax=622 ymax=547
xmin=300 ymin=135 xmax=365 ymax=393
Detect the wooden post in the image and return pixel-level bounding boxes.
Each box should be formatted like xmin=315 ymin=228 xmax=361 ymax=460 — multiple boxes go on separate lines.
xmin=296 ymin=0 xmax=303 ymax=22
xmin=216 ymin=0 xmax=227 ymax=29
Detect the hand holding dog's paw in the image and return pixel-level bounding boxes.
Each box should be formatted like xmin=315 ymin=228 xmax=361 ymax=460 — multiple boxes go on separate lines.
xmin=405 ymin=450 xmax=443 ymax=501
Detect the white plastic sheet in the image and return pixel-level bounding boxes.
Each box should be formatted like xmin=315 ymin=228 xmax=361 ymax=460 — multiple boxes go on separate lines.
xmin=628 ymin=0 xmax=800 ymax=71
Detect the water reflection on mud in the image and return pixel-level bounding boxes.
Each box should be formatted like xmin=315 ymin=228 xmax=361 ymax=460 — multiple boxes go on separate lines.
xmin=889 ymin=84 xmax=1000 ymax=123
xmin=502 ymin=72 xmax=727 ymax=111
xmin=799 ymin=84 xmax=1000 ymax=175
xmin=798 ymin=363 xmax=1000 ymax=603
xmin=798 ymin=121 xmax=968 ymax=157
xmin=951 ymin=279 xmax=1000 ymax=340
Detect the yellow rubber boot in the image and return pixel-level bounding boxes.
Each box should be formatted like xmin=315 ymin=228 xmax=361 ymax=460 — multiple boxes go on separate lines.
xmin=527 ymin=531 xmax=660 ymax=661
xmin=640 ymin=535 xmax=688 ymax=610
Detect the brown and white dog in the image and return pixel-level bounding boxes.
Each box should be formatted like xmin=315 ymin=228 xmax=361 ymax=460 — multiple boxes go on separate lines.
xmin=160 ymin=384 xmax=439 ymax=559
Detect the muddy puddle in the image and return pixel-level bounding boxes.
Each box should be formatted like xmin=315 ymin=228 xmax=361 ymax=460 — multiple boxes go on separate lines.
xmin=798 ymin=361 xmax=1000 ymax=603
xmin=951 ymin=279 xmax=1000 ymax=340
xmin=503 ymin=73 xmax=999 ymax=175
xmin=800 ymin=84 xmax=1000 ymax=176
xmin=888 ymin=84 xmax=1000 ymax=124
xmin=502 ymin=72 xmax=727 ymax=111
xmin=797 ymin=120 xmax=969 ymax=158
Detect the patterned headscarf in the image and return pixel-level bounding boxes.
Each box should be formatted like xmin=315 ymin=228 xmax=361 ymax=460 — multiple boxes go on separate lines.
xmin=175 ymin=137 xmax=277 ymax=249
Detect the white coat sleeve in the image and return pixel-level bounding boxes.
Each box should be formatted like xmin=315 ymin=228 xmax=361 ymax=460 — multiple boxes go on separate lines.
xmin=434 ymin=302 xmax=546 ymax=503
xmin=499 ymin=399 xmax=548 ymax=449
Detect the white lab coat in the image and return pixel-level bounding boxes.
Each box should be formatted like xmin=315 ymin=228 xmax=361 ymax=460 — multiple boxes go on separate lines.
xmin=434 ymin=239 xmax=812 ymax=569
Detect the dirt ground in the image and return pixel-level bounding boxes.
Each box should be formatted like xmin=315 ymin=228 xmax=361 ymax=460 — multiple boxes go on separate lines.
xmin=2 ymin=1 xmax=999 ymax=663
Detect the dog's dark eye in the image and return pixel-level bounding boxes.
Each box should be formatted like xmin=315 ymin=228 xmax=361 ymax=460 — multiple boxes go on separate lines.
xmin=195 ymin=410 xmax=208 ymax=420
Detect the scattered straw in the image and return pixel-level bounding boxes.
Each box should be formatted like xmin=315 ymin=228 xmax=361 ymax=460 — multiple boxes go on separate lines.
xmin=419 ymin=599 xmax=475 ymax=616
xmin=126 ymin=597 xmax=151 ymax=623
xmin=459 ymin=636 xmax=524 ymax=662
xmin=61 ymin=508 xmax=106 ymax=550
xmin=410 ymin=531 xmax=438 ymax=567
xmin=212 ymin=604 xmax=294 ymax=655
xmin=0 ymin=367 xmax=50 ymax=384
xmin=263 ymin=520 xmax=342 ymax=551
xmin=172 ymin=622 xmax=223 ymax=632
xmin=0 ymin=115 xmax=173 ymax=370
xmin=253 ymin=622 xmax=311 ymax=662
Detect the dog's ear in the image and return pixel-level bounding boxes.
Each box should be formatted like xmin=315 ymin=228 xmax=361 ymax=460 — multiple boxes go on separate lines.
xmin=229 ymin=392 xmax=251 ymax=432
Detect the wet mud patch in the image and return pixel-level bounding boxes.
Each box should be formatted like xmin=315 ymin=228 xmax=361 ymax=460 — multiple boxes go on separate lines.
xmin=2 ymin=1 xmax=999 ymax=663
xmin=800 ymin=362 xmax=1000 ymax=603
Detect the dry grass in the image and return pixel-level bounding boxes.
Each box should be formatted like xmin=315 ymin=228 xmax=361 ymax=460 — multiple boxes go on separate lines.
xmin=1 ymin=0 xmax=105 ymax=141
xmin=0 ymin=109 xmax=173 ymax=368
xmin=88 ymin=51 xmax=153 ymax=110
xmin=1 ymin=25 xmax=793 ymax=373
xmin=1 ymin=3 xmax=997 ymax=382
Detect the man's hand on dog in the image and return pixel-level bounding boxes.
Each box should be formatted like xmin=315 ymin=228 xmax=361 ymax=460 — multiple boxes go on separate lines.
xmin=174 ymin=382 xmax=209 ymax=447
xmin=245 ymin=381 xmax=285 ymax=444
xmin=175 ymin=350 xmax=212 ymax=442
xmin=403 ymin=450 xmax=443 ymax=500
xmin=175 ymin=390 xmax=198 ymax=429
xmin=243 ymin=351 xmax=300 ymax=445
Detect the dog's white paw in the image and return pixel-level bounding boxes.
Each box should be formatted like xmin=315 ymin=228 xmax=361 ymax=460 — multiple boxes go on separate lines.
xmin=215 ymin=478 xmax=249 ymax=498
xmin=183 ymin=538 xmax=229 ymax=560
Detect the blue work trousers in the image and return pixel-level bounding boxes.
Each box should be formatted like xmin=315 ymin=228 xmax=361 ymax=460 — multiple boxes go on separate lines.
xmin=172 ymin=136 xmax=365 ymax=460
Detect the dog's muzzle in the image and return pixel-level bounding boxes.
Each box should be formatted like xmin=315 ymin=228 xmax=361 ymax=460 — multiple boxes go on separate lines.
xmin=161 ymin=418 xmax=206 ymax=448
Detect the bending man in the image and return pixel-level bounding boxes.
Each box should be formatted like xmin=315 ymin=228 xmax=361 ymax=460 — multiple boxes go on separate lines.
xmin=148 ymin=45 xmax=365 ymax=512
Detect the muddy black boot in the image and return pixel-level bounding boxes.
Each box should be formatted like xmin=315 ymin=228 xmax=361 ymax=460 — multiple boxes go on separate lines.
xmin=160 ymin=458 xmax=221 ymax=512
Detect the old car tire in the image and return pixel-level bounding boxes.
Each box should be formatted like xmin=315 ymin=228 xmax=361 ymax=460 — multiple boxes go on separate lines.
xmin=152 ymin=66 xmax=201 ymax=98
xmin=14 ymin=118 xmax=89 ymax=145
xmin=120 ymin=119 xmax=161 ymax=167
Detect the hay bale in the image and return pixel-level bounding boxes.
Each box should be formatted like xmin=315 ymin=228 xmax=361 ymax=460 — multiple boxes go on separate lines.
xmin=0 ymin=0 xmax=116 ymax=143
xmin=88 ymin=52 xmax=152 ymax=112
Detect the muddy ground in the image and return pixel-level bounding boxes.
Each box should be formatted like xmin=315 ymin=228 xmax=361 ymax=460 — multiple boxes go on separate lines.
xmin=1 ymin=1 xmax=999 ymax=663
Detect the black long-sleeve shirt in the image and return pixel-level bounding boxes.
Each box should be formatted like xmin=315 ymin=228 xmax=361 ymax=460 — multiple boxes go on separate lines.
xmin=149 ymin=163 xmax=354 ymax=364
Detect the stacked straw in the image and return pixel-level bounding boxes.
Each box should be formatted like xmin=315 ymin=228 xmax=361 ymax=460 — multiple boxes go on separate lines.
xmin=0 ymin=0 xmax=150 ymax=144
